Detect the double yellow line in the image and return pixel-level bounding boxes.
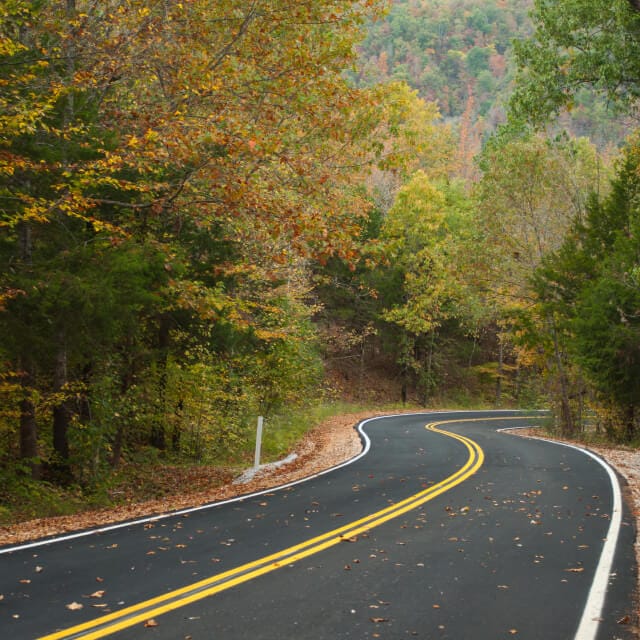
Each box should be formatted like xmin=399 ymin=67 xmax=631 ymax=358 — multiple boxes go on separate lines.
xmin=41 ymin=419 xmax=485 ymax=640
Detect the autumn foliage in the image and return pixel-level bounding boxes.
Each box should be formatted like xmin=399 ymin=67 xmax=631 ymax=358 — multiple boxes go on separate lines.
xmin=0 ymin=0 xmax=387 ymax=496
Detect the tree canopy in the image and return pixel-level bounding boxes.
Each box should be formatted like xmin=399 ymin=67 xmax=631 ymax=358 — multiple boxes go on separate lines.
xmin=510 ymin=0 xmax=640 ymax=123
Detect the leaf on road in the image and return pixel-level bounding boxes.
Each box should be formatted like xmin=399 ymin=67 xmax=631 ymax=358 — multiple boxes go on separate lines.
xmin=35 ymin=566 xmax=44 ymax=573
xmin=90 ymin=590 xmax=106 ymax=598
xmin=66 ymin=602 xmax=83 ymax=611
xmin=370 ymin=617 xmax=389 ymax=623
xmin=19 ymin=579 xmax=31 ymax=584
xmin=565 ymin=567 xmax=584 ymax=573
xmin=144 ymin=619 xmax=159 ymax=627
xmin=617 ymin=615 xmax=631 ymax=625
xmin=341 ymin=535 xmax=358 ymax=543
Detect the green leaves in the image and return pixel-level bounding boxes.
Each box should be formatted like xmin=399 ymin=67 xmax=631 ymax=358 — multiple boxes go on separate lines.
xmin=532 ymin=137 xmax=640 ymax=439
xmin=510 ymin=0 xmax=640 ymax=124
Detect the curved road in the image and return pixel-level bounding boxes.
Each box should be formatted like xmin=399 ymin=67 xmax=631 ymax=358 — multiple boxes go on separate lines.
xmin=0 ymin=411 xmax=636 ymax=639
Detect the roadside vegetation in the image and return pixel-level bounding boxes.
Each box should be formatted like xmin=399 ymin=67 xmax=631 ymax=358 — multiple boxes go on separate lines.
xmin=2 ymin=0 xmax=640 ymax=526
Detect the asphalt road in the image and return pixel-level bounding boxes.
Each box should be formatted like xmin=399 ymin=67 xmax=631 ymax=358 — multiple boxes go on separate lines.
xmin=0 ymin=411 xmax=636 ymax=640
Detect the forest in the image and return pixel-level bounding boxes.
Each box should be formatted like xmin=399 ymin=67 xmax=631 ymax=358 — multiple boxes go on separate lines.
xmin=1 ymin=0 xmax=640 ymax=523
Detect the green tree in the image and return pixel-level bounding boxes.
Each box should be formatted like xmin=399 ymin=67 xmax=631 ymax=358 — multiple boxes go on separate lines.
xmin=533 ymin=139 xmax=640 ymax=440
xmin=475 ymin=132 xmax=605 ymax=432
xmin=511 ymin=0 xmax=640 ymax=124
xmin=378 ymin=172 xmax=480 ymax=403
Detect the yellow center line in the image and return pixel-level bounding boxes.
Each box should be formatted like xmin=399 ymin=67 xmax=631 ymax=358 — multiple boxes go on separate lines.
xmin=39 ymin=416 xmax=526 ymax=640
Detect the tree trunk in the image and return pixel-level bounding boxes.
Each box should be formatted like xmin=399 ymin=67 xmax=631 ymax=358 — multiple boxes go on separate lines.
xmin=624 ymin=405 xmax=636 ymax=442
xmin=51 ymin=330 xmax=72 ymax=482
xmin=17 ymin=221 xmax=40 ymax=478
xmin=19 ymin=359 xmax=40 ymax=479
xmin=150 ymin=315 xmax=171 ymax=451
xmin=547 ymin=313 xmax=574 ymax=437
xmin=495 ymin=338 xmax=503 ymax=407
xmin=111 ymin=346 xmax=136 ymax=468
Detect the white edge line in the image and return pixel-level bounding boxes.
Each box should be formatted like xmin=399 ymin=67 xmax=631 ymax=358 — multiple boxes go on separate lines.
xmin=0 ymin=413 xmax=385 ymax=555
xmin=499 ymin=427 xmax=623 ymax=640
xmin=0 ymin=409 xmax=539 ymax=555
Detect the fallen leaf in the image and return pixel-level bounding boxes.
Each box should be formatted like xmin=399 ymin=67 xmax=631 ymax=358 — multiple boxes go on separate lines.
xmin=565 ymin=567 xmax=585 ymax=573
xmin=617 ymin=615 xmax=631 ymax=625
xmin=96 ymin=577 xmax=104 ymax=583
xmin=19 ymin=579 xmax=31 ymax=584
xmin=35 ymin=566 xmax=44 ymax=573
xmin=370 ymin=617 xmax=389 ymax=623
xmin=509 ymin=630 xmax=518 ymax=635
xmin=90 ymin=591 xmax=105 ymax=598
xmin=66 ymin=602 xmax=83 ymax=611
xmin=144 ymin=619 xmax=158 ymax=627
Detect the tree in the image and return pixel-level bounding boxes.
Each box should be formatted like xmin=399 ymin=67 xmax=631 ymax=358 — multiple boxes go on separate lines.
xmin=378 ymin=172 xmax=479 ymax=403
xmin=510 ymin=0 xmax=640 ymax=124
xmin=475 ymin=132 xmax=604 ymax=432
xmin=533 ymin=139 xmax=640 ymax=440
xmin=0 ymin=0 xmax=388 ymax=483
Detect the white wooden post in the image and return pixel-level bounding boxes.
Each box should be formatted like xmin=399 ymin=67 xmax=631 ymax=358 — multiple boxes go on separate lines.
xmin=254 ymin=416 xmax=264 ymax=469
